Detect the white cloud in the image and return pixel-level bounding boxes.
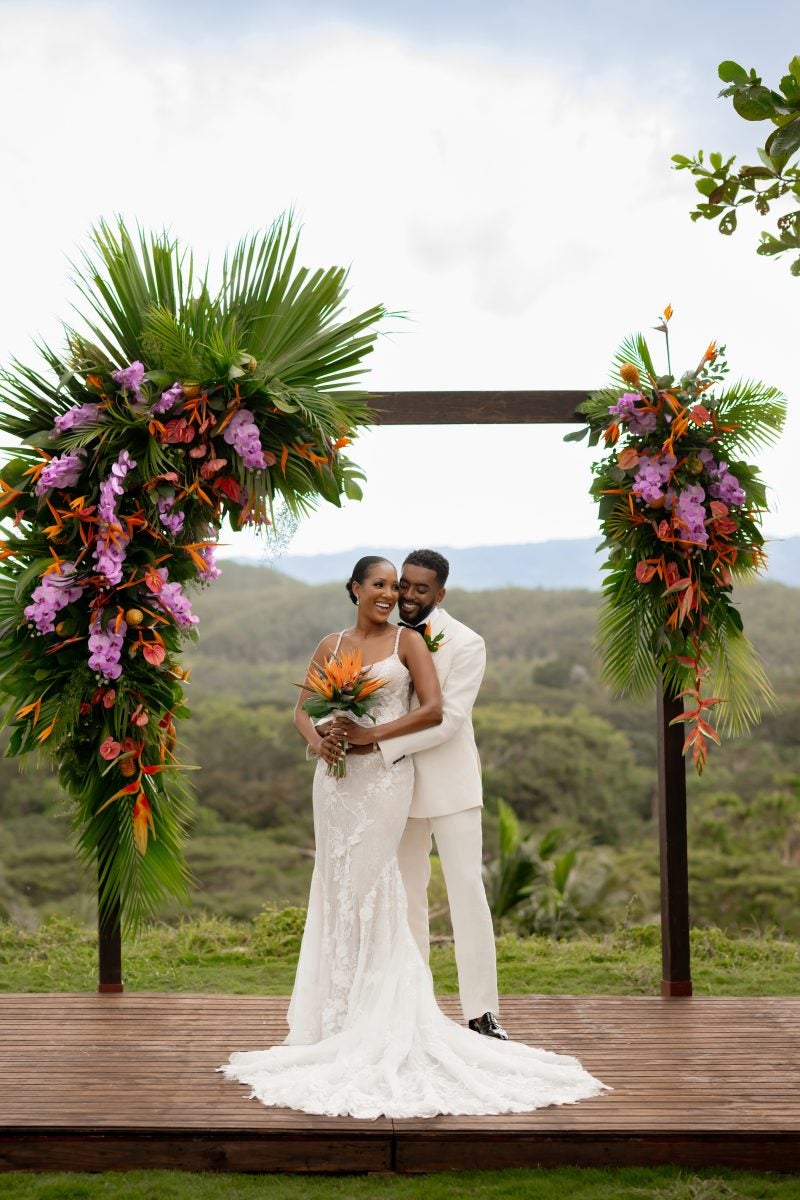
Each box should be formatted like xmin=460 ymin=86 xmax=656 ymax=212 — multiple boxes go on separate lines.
xmin=0 ymin=5 xmax=796 ymax=562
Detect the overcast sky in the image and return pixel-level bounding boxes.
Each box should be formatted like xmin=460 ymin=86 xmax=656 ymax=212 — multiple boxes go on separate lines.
xmin=1 ymin=0 xmax=797 ymax=564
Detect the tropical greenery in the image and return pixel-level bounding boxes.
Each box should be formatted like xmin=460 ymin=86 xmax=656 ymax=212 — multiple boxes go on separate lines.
xmin=568 ymin=318 xmax=786 ymax=770
xmin=0 ymin=217 xmax=384 ymax=931
xmin=673 ymin=56 xmax=800 ymax=274
xmin=1 ymin=567 xmax=799 ymax=941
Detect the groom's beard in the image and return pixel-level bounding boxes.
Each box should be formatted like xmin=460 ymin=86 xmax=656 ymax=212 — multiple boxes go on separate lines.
xmin=399 ymin=599 xmax=436 ymax=626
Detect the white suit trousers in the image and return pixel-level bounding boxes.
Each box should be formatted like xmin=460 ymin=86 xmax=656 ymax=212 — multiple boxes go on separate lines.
xmin=397 ymin=808 xmax=499 ymax=1021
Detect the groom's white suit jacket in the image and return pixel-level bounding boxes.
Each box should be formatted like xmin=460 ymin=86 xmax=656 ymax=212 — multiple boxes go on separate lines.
xmin=380 ymin=607 xmax=486 ymax=819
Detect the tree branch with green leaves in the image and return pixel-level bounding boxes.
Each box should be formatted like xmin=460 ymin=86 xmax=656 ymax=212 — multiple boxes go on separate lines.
xmin=673 ymin=57 xmax=800 ymax=275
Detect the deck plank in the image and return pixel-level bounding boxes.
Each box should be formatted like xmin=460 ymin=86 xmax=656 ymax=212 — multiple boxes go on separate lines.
xmin=1 ymin=994 xmax=798 ymax=1172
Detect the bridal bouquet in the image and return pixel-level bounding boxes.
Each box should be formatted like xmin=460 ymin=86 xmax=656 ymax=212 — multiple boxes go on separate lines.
xmin=301 ymin=648 xmax=387 ymax=777
xmin=567 ymin=309 xmax=786 ymax=772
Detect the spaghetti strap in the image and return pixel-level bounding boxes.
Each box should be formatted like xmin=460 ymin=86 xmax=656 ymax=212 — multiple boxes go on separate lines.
xmin=333 ymin=631 xmax=345 ymax=654
xmin=393 ymin=625 xmax=402 ymax=655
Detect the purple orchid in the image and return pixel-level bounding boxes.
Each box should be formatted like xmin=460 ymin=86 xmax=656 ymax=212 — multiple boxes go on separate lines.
xmin=157 ymin=494 xmax=185 ymax=535
xmin=632 ymin=451 xmax=676 ymax=506
xmin=698 ymin=449 xmax=746 ymax=507
xmin=222 ymin=409 xmax=268 ymax=470
xmin=196 ymin=531 xmax=221 ymax=582
xmin=53 ymin=403 xmax=101 ymax=434
xmin=609 ymin=393 xmax=657 ymax=436
xmin=674 ymin=484 xmax=709 ymax=545
xmin=148 ymin=568 xmax=199 ymax=628
xmin=94 ymin=450 xmax=137 ymax=587
xmin=88 ymin=615 xmax=127 ymax=681
xmin=23 ymin=562 xmax=83 ymax=635
xmin=35 ymin=451 xmax=86 ymax=496
xmin=112 ymin=361 xmax=146 ymax=402
xmin=153 ymin=382 xmax=183 ymax=415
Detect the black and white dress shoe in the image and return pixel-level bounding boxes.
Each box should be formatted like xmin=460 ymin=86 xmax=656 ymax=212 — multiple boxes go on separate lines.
xmin=468 ymin=1011 xmax=509 ymax=1040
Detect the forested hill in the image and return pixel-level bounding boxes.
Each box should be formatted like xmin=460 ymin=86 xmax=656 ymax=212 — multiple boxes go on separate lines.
xmin=187 ymin=563 xmax=799 ymax=693
xmin=2 ymin=566 xmax=798 ymax=933
xmin=266 ymin=535 xmax=800 ymax=590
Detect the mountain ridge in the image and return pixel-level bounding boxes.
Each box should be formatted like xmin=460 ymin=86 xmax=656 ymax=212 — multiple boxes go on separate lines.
xmin=244 ymin=535 xmax=800 ymax=591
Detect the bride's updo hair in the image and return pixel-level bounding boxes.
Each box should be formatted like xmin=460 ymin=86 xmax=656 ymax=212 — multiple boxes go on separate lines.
xmin=346 ymin=556 xmax=392 ymax=605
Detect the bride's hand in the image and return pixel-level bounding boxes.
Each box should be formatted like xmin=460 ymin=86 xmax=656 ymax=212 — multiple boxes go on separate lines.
xmin=318 ymin=734 xmax=343 ymax=766
xmin=331 ymin=717 xmax=373 ymax=746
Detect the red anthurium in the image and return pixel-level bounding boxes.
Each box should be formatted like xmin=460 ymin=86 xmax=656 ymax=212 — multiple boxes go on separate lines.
xmin=214 ymin=476 xmax=243 ymax=503
xmin=143 ymin=642 xmax=166 ymax=666
xmin=99 ymin=737 xmax=122 ymax=761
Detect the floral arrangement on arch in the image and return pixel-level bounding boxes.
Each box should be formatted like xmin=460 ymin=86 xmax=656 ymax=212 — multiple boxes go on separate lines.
xmin=0 ymin=217 xmax=384 ymax=928
xmin=568 ymin=308 xmax=786 ymax=771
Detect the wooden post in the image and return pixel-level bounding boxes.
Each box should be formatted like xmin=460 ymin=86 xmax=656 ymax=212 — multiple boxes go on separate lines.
xmin=97 ymin=853 xmax=123 ymax=994
xmin=657 ymin=683 xmax=692 ymax=996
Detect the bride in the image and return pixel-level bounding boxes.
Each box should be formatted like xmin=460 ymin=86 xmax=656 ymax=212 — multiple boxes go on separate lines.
xmin=220 ymin=555 xmax=607 ymax=1118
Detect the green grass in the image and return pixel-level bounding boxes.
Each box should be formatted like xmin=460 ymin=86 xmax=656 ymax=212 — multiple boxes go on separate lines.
xmin=0 ymin=1168 xmax=797 ymax=1199
xmin=0 ymin=912 xmax=798 ymax=995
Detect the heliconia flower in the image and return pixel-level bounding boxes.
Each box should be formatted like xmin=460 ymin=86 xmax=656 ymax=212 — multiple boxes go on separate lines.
xmin=222 ymin=408 xmax=268 ymax=470
xmin=132 ymin=792 xmax=155 ymax=855
xmin=54 ymin=403 xmax=102 ymax=434
xmin=112 ymin=361 xmax=146 ymax=401
xmin=99 ymin=737 xmax=122 ymax=761
xmin=23 ymin=561 xmax=83 ymax=634
xmin=35 ymin=451 xmax=86 ymax=496
xmin=152 ymin=381 xmax=183 ymax=415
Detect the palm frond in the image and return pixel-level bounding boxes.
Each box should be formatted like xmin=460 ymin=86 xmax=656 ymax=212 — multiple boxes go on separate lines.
xmin=712 ymin=380 xmax=787 ymax=452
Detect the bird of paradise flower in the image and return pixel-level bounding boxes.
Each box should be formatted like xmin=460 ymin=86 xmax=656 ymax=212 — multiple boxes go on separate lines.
xmin=299 ymin=648 xmax=387 ymax=777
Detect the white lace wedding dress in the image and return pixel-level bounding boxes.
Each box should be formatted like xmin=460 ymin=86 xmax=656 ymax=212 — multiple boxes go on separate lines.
xmin=220 ymin=630 xmax=607 ymax=1119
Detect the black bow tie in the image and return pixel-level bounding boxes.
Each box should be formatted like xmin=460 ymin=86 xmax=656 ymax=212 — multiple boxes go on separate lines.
xmin=399 ymin=620 xmax=427 ymax=635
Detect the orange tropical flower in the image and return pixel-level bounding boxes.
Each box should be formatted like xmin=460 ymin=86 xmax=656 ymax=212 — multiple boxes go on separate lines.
xmin=132 ymin=792 xmax=155 ymax=854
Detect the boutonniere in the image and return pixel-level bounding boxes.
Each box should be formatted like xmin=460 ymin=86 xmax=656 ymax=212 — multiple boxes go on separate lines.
xmin=423 ymin=623 xmax=446 ymax=653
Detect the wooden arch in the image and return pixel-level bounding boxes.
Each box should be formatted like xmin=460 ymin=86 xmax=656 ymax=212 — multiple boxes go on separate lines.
xmin=98 ymin=389 xmax=692 ymax=998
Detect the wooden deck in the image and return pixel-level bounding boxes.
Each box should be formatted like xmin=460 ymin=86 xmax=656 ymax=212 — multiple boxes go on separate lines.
xmin=1 ymin=993 xmax=798 ymax=1174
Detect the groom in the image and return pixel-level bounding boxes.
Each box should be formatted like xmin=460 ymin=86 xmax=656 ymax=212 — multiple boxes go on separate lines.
xmin=379 ymin=549 xmax=507 ymax=1040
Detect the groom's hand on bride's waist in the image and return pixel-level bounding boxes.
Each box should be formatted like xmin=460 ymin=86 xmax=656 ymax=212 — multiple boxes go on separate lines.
xmin=346 ymin=743 xmax=376 ymax=756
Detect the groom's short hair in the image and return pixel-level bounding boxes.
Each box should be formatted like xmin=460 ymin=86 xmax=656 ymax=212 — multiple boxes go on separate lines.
xmin=403 ymin=549 xmax=449 ymax=587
